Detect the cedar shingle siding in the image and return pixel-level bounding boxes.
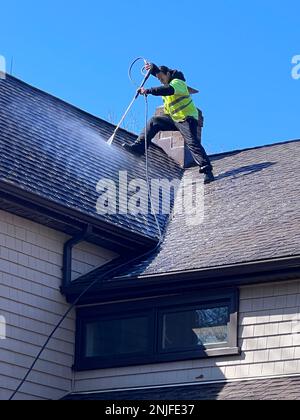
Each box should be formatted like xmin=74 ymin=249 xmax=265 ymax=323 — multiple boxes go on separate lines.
xmin=0 ymin=210 xmax=116 ymax=400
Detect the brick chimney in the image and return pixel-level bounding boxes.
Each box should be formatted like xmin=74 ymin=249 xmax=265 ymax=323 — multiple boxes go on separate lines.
xmin=153 ymin=106 xmax=204 ymax=168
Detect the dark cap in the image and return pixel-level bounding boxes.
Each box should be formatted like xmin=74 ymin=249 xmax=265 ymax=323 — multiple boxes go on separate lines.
xmin=150 ymin=64 xmax=186 ymax=82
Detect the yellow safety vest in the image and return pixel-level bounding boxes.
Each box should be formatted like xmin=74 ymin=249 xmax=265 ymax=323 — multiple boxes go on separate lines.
xmin=163 ymin=79 xmax=199 ymax=122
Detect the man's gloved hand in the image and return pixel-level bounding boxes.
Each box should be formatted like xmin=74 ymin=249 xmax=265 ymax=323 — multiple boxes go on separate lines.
xmin=138 ymin=87 xmax=149 ymax=96
xmin=144 ymin=62 xmax=153 ymax=72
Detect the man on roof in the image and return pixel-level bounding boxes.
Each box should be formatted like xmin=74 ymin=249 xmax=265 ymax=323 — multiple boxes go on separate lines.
xmin=123 ymin=63 xmax=215 ymax=184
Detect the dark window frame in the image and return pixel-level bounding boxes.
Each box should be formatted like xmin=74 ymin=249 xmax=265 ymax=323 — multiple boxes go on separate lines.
xmin=75 ymin=289 xmax=240 ymax=371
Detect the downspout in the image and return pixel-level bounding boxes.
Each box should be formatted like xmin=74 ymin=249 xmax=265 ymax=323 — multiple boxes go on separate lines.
xmin=61 ymin=224 xmax=93 ymax=293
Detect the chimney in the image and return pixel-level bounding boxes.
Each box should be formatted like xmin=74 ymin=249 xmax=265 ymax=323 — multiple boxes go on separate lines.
xmin=153 ymin=106 xmax=204 ymax=168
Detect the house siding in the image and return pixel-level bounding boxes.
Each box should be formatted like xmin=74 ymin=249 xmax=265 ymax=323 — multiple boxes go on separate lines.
xmin=74 ymin=279 xmax=300 ymax=393
xmin=0 ymin=209 xmax=117 ymax=400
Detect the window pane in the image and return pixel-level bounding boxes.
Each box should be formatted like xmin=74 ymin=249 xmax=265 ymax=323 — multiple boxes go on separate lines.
xmin=162 ymin=306 xmax=229 ymax=350
xmin=85 ymin=316 xmax=149 ymax=358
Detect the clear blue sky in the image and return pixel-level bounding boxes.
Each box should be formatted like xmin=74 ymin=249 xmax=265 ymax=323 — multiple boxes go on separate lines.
xmin=1 ymin=0 xmax=299 ymax=153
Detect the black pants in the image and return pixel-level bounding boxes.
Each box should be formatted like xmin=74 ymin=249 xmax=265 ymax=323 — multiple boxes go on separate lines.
xmin=135 ymin=115 xmax=212 ymax=169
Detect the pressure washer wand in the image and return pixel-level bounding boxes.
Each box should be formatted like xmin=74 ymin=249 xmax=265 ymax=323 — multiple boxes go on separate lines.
xmin=107 ymin=68 xmax=152 ymax=146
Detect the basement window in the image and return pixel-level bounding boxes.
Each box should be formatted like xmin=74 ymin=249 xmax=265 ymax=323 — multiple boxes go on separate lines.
xmin=75 ymin=290 xmax=239 ymax=371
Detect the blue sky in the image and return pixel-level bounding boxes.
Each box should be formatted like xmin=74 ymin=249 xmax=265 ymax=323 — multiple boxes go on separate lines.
xmin=1 ymin=0 xmax=299 ymax=154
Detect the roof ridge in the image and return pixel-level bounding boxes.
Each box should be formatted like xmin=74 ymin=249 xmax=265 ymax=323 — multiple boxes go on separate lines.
xmin=210 ymin=138 xmax=300 ymax=159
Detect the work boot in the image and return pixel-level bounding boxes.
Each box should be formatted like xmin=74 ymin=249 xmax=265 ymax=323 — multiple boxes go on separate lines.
xmin=122 ymin=143 xmax=145 ymax=156
xmin=199 ymin=165 xmax=213 ymax=174
xmin=203 ymin=170 xmax=215 ymax=184
xmin=199 ymin=165 xmax=215 ymax=184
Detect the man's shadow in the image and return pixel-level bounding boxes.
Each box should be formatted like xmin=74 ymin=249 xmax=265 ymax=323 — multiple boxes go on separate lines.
xmin=215 ymin=162 xmax=277 ymax=181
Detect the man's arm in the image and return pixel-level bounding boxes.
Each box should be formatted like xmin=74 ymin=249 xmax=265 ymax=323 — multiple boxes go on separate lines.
xmin=149 ymin=63 xmax=160 ymax=77
xmin=146 ymin=85 xmax=175 ymax=96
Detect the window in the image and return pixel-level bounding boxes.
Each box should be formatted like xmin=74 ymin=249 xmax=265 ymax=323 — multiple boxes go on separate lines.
xmin=160 ymin=306 xmax=229 ymax=351
xmin=75 ymin=290 xmax=239 ymax=371
xmin=85 ymin=315 xmax=150 ymax=358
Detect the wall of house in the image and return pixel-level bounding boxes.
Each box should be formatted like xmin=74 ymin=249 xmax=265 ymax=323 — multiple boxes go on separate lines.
xmin=74 ymin=279 xmax=300 ymax=393
xmin=0 ymin=209 xmax=117 ymax=400
xmin=72 ymin=241 xmax=117 ymax=281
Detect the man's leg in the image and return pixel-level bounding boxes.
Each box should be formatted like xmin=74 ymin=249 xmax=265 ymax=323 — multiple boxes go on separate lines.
xmin=123 ymin=115 xmax=177 ymax=155
xmin=176 ymin=117 xmax=215 ymax=183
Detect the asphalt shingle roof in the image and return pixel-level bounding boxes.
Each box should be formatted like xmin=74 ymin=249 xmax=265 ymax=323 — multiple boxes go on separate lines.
xmin=119 ymin=140 xmax=300 ymax=278
xmin=0 ymin=75 xmax=182 ymax=241
xmin=72 ymin=140 xmax=300 ymax=285
xmin=63 ymin=375 xmax=300 ymax=400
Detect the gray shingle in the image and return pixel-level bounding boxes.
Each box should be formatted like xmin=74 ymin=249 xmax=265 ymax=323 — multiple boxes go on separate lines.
xmin=0 ymin=75 xmax=182 ymax=241
xmin=119 ymin=140 xmax=300 ymax=278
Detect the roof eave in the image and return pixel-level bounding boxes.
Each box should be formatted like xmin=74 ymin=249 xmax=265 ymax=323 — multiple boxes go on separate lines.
xmin=0 ymin=180 xmax=158 ymax=252
xmin=65 ymin=254 xmax=300 ymax=304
